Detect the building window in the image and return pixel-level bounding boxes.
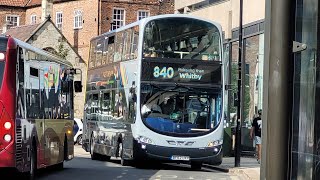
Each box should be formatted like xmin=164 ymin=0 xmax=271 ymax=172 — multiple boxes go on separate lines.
xmin=137 ymin=10 xmax=149 ymax=20
xmin=74 ymin=10 xmax=83 ymax=29
xmin=6 ymin=15 xmax=19 ymax=27
xmin=31 ymin=15 xmax=37 ymax=24
xmin=56 ymin=12 xmax=63 ymax=29
xmin=112 ymin=8 xmax=125 ymax=31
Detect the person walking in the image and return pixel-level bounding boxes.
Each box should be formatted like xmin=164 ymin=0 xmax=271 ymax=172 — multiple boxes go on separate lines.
xmin=250 ymin=109 xmax=262 ymax=164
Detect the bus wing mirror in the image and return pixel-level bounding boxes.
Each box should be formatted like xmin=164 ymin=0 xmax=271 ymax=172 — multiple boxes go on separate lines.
xmin=74 ymin=81 xmax=83 ymax=92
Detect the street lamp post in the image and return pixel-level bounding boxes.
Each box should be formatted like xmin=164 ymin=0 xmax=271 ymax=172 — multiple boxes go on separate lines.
xmin=235 ymin=0 xmax=244 ymax=167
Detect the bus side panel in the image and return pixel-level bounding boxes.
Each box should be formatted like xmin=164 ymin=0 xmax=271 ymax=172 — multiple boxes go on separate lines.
xmin=40 ymin=62 xmax=74 ymax=166
xmin=84 ymin=60 xmax=138 ymax=159
xmin=14 ymin=118 xmax=41 ymax=173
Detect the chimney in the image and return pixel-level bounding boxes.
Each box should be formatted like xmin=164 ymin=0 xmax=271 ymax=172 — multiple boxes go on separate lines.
xmin=2 ymin=20 xmax=11 ymax=33
xmin=42 ymin=0 xmax=53 ymax=21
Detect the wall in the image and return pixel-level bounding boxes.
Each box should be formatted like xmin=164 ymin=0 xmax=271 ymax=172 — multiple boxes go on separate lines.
xmin=26 ymin=0 xmax=99 ymax=63
xmin=174 ymin=0 xmax=265 ymax=39
xmin=25 ymin=6 xmax=41 ymax=24
xmin=0 ymin=6 xmax=26 ymax=33
xmin=100 ymin=0 xmax=174 ymax=34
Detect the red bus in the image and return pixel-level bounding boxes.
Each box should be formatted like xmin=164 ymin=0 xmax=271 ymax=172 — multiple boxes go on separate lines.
xmin=0 ymin=35 xmax=82 ymax=179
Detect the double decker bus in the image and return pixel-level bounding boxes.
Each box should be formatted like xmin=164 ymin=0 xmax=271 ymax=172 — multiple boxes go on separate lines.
xmin=0 ymin=35 xmax=82 ymax=178
xmin=82 ymin=14 xmax=225 ymax=169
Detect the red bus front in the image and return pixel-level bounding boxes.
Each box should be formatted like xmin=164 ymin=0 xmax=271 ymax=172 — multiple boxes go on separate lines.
xmin=0 ymin=36 xmax=17 ymax=168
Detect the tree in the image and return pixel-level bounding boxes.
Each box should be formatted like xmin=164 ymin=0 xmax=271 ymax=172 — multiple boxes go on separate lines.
xmin=230 ymin=64 xmax=250 ymax=121
xmin=56 ymin=43 xmax=69 ymax=60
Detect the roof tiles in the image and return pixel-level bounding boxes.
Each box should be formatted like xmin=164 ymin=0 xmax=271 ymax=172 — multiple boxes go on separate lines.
xmin=0 ymin=0 xmax=74 ymax=7
xmin=4 ymin=23 xmax=40 ymax=41
xmin=0 ymin=0 xmax=27 ymax=7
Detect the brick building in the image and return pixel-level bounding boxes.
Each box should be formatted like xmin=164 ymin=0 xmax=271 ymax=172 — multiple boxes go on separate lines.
xmin=24 ymin=0 xmax=99 ymax=63
xmin=100 ymin=0 xmax=174 ymax=34
xmin=0 ymin=0 xmax=28 ymax=34
xmin=0 ymin=0 xmax=174 ymax=62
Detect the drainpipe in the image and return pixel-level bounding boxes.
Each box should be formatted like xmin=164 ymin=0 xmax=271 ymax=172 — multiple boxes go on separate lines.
xmin=98 ymin=0 xmax=101 ymax=35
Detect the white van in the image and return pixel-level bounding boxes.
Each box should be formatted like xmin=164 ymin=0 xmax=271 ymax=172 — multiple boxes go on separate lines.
xmin=74 ymin=118 xmax=83 ymax=145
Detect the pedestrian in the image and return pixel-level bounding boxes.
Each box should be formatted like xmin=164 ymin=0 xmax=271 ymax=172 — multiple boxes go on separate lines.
xmin=250 ymin=109 xmax=262 ymax=164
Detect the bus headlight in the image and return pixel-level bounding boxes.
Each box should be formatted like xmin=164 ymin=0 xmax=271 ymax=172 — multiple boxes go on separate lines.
xmin=4 ymin=122 xmax=11 ymax=130
xmin=207 ymin=140 xmax=223 ymax=147
xmin=4 ymin=134 xmax=11 ymax=142
xmin=0 ymin=53 xmax=5 ymax=61
xmin=137 ymin=136 xmax=153 ymax=144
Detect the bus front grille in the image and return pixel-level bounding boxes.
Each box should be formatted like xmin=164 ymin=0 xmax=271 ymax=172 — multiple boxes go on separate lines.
xmin=16 ymin=125 xmax=22 ymax=163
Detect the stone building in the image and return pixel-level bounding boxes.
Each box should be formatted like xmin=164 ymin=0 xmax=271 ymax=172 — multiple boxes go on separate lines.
xmin=24 ymin=0 xmax=99 ymax=63
xmin=1 ymin=0 xmax=174 ymax=62
xmin=5 ymin=17 xmax=87 ymax=119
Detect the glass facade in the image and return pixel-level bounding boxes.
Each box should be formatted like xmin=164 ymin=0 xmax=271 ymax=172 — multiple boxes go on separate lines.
xmin=229 ymin=28 xmax=264 ymax=154
xmin=291 ymin=0 xmax=319 ymax=179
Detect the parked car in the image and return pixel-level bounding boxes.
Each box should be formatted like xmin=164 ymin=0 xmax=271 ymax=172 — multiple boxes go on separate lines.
xmin=74 ymin=118 xmax=83 ymax=145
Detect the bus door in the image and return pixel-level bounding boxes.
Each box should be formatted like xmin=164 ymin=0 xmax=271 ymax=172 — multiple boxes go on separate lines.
xmin=27 ymin=65 xmax=45 ymax=165
xmin=85 ymin=93 xmax=99 ymax=147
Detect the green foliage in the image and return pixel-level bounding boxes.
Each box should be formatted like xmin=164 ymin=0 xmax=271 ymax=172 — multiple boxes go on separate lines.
xmin=56 ymin=43 xmax=69 ymax=60
xmin=230 ymin=64 xmax=250 ymax=120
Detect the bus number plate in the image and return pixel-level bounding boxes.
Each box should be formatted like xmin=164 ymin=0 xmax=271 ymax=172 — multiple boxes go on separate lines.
xmin=171 ymin=155 xmax=190 ymax=161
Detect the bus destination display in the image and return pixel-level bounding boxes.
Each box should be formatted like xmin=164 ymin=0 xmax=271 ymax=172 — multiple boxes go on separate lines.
xmin=141 ymin=61 xmax=221 ymax=84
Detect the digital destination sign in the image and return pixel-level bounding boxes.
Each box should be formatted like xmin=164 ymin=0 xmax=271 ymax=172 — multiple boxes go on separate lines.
xmin=141 ymin=61 xmax=221 ymax=84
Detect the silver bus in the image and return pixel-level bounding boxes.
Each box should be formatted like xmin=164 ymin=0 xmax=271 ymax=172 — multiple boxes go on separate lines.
xmin=82 ymin=14 xmax=225 ymax=170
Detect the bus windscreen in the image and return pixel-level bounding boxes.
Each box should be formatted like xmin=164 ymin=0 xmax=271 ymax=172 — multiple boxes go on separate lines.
xmin=140 ymin=84 xmax=222 ymax=137
xmin=0 ymin=37 xmax=7 ymax=88
xmin=0 ymin=38 xmax=8 ymax=52
xmin=143 ymin=17 xmax=221 ymax=61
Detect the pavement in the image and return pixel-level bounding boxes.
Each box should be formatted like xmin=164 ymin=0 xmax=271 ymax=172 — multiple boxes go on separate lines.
xmin=205 ymin=157 xmax=260 ymax=180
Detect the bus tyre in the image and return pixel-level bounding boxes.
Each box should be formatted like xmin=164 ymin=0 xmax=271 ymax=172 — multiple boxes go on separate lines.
xmin=90 ymin=135 xmax=98 ymax=160
xmin=28 ymin=144 xmax=37 ymax=180
xmin=63 ymin=136 xmax=68 ymax=161
xmin=77 ymin=135 xmax=83 ymax=145
xmin=117 ymin=142 xmax=129 ymax=166
xmin=190 ymin=162 xmax=202 ymax=170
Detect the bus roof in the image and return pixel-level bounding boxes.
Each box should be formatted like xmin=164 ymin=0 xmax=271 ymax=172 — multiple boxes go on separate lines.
xmin=92 ymin=14 xmax=222 ymax=41
xmin=5 ymin=36 xmax=73 ymax=67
